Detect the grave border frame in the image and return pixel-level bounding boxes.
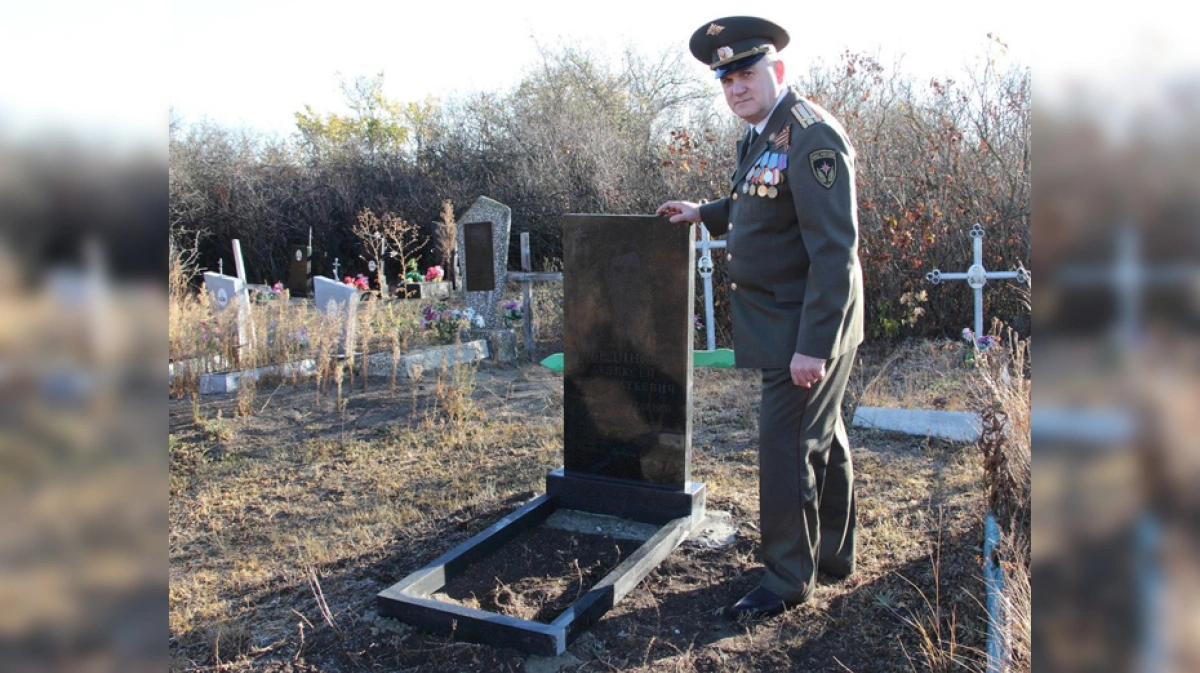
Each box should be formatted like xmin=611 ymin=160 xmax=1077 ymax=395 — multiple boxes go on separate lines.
xmin=376 ymin=477 xmax=705 ymax=656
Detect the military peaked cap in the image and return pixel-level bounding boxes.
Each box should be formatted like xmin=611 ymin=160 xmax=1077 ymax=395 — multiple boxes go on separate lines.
xmin=689 ymin=16 xmax=790 ymax=78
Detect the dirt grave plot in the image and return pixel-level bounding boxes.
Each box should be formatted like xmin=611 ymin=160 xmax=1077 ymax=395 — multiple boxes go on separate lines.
xmin=432 ymin=519 xmax=648 ymax=623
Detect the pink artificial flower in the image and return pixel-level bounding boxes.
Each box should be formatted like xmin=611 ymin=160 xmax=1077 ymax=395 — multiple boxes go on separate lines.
xmin=424 ymin=265 xmax=444 ymax=282
xmin=272 ymin=282 xmax=283 ymax=293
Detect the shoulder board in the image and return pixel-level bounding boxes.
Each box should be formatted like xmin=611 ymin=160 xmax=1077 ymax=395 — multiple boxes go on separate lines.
xmin=790 ymin=100 xmax=824 ymax=129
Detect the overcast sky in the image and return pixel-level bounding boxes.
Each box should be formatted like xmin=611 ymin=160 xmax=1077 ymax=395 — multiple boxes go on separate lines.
xmin=161 ymin=0 xmax=1036 ymax=136
xmin=1 ymin=0 xmax=1196 ymax=149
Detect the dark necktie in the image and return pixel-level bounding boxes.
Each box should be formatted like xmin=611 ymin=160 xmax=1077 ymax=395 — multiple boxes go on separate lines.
xmin=739 ymin=128 xmax=758 ymax=164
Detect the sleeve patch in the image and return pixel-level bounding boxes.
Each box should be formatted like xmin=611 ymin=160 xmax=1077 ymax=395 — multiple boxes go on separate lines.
xmin=809 ymin=149 xmax=837 ymax=189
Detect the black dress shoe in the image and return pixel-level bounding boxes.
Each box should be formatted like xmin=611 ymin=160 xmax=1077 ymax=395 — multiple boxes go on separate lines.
xmin=726 ymin=586 xmax=789 ymax=619
xmin=818 ymin=558 xmax=854 ymax=579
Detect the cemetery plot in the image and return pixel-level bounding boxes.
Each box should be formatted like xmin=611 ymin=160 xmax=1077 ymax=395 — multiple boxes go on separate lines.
xmin=376 ymin=214 xmax=704 ymax=655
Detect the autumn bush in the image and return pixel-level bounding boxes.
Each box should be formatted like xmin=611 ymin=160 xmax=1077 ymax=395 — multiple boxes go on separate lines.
xmin=170 ymin=41 xmax=1028 ymax=343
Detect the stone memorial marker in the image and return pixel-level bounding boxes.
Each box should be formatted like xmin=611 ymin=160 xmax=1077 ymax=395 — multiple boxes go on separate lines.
xmin=313 ymin=275 xmax=359 ymax=356
xmin=559 ymin=216 xmax=694 ymax=488
xmin=287 ymin=244 xmax=310 ymax=296
xmin=378 ymin=214 xmax=705 ymax=656
xmin=202 ymin=271 xmax=250 ymax=358
xmin=457 ymin=196 xmax=510 ymax=329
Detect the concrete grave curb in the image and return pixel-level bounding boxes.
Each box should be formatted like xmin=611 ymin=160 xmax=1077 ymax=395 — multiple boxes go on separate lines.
xmin=188 ymin=340 xmax=490 ymax=394
xmin=852 ymin=406 xmax=981 ymax=443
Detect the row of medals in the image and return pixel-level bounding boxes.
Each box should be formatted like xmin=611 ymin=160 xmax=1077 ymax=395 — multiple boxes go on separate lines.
xmin=742 ymin=151 xmax=787 ymax=199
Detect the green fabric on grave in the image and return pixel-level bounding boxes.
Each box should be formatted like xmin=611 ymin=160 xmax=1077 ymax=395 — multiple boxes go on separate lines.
xmin=693 ymin=348 xmax=736 ymax=368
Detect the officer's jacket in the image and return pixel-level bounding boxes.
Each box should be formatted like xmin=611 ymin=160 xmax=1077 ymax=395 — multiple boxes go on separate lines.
xmin=699 ymin=88 xmax=864 ymax=368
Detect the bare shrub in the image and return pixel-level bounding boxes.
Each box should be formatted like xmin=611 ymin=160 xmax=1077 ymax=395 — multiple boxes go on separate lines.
xmin=353 ymin=207 xmax=427 ymax=294
xmin=435 ymin=199 xmax=457 ymax=277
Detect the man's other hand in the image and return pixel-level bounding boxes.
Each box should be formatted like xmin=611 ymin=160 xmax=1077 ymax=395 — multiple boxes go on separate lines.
xmin=790 ymin=353 xmax=827 ymax=388
xmin=655 ymin=200 xmax=701 ymax=223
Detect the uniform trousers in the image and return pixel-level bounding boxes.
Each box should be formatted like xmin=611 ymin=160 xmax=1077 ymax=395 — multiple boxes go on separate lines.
xmin=756 ymin=346 xmax=858 ymax=602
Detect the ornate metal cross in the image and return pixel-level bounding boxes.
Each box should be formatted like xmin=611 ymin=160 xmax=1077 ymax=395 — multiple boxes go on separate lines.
xmin=927 ymin=223 xmax=1030 ymax=338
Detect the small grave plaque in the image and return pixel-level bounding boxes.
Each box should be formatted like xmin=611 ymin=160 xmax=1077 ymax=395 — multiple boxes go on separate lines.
xmin=463 ymin=221 xmax=495 ymax=292
xmin=203 ymin=271 xmax=244 ymax=312
xmin=202 ymin=271 xmax=250 ymax=363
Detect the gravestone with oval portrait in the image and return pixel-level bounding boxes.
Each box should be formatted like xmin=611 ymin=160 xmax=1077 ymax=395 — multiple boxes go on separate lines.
xmin=287 ymin=244 xmax=310 ymax=296
xmin=202 ymin=271 xmax=250 ymax=358
xmin=313 ymin=275 xmax=360 ymax=356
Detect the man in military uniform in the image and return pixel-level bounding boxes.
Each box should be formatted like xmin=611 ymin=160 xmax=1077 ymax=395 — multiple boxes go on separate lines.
xmin=657 ymin=15 xmax=864 ymax=619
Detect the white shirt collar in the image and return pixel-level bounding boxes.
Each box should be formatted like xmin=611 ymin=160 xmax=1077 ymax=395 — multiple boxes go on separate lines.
xmin=752 ymin=88 xmax=790 ymax=134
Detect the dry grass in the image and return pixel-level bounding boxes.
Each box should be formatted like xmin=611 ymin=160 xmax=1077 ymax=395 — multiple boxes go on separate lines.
xmin=853 ymin=339 xmax=983 ymax=411
xmin=971 ymin=324 xmax=1032 ymax=673
xmin=166 ymin=278 xmax=1027 ymax=671
xmin=170 ymin=358 xmax=564 ymax=670
xmin=169 ymin=335 xmax=998 ymax=672
xmin=169 ymin=284 xmax=442 ymax=400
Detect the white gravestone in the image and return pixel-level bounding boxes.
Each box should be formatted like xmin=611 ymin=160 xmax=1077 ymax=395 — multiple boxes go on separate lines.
xmin=313 ymin=275 xmax=360 ymax=356
xmin=203 ymin=271 xmax=250 ymax=358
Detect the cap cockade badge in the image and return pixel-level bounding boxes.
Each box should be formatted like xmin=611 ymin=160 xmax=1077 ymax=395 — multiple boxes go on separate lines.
xmin=706 ymin=23 xmax=725 ymax=36
xmin=717 ymin=46 xmax=734 ymax=60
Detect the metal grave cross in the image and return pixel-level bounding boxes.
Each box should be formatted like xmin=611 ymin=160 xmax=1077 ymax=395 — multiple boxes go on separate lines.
xmin=926 ymin=223 xmax=1029 ymax=338
xmin=332 ymin=257 xmax=340 ymax=278
xmin=694 ymin=225 xmax=727 ymax=351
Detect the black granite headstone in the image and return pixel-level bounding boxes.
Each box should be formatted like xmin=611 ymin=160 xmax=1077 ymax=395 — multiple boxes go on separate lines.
xmin=562 ymin=215 xmax=694 ymax=488
xmin=463 ymin=221 xmax=495 ymax=292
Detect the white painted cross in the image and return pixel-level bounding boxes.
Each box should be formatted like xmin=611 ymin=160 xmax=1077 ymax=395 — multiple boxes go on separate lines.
xmin=332 ymin=257 xmax=340 ymax=278
xmin=927 ymin=223 xmax=1030 ymax=338
xmin=694 ymin=225 xmax=726 ymax=352
xmin=505 ymin=232 xmax=564 ymax=362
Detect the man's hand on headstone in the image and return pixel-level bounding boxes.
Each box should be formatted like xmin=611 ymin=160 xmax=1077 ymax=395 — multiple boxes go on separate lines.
xmin=655 ymin=201 xmax=701 ymax=224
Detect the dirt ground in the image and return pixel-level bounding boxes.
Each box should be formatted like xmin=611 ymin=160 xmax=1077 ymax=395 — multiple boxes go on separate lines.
xmin=169 ymin=348 xmax=989 ymax=672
